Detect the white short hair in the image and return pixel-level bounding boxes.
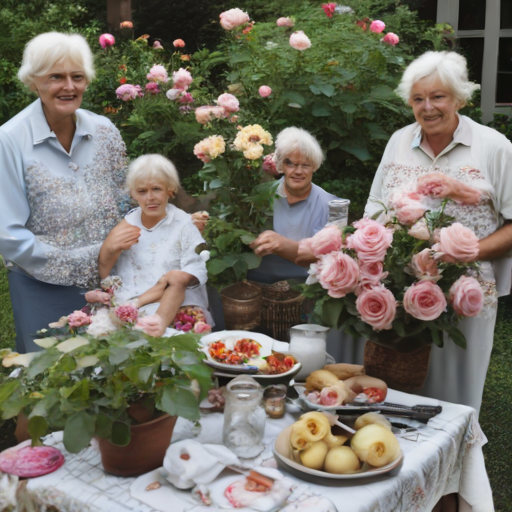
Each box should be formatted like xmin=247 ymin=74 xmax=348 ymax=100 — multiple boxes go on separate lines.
xmin=274 ymin=127 xmax=324 ymax=172
xmin=126 ymin=154 xmax=181 ymax=193
xmin=395 ymin=51 xmax=480 ymax=106
xmin=18 ymin=32 xmax=95 ymax=88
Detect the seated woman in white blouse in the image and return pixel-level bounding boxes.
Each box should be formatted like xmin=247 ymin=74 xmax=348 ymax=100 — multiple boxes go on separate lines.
xmin=91 ymin=153 xmax=212 ymax=336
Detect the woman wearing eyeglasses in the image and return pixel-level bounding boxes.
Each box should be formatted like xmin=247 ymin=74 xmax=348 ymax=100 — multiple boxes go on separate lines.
xmin=249 ymin=127 xmax=337 ymax=283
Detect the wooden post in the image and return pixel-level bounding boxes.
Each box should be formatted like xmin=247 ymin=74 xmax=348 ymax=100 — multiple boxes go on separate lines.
xmin=107 ymin=0 xmax=132 ymax=31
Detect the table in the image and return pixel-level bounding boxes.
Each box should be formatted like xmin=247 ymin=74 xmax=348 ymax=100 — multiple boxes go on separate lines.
xmin=0 ymin=390 xmax=494 ymax=512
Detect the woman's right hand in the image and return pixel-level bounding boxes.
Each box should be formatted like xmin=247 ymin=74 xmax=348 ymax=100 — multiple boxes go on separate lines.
xmin=416 ymin=173 xmax=482 ymax=205
xmin=102 ymin=220 xmax=141 ymax=256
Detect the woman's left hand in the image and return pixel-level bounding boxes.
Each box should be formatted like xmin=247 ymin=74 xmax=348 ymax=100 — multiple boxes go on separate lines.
xmin=417 ymin=173 xmax=481 ymax=205
xmin=250 ymin=230 xmax=286 ymax=257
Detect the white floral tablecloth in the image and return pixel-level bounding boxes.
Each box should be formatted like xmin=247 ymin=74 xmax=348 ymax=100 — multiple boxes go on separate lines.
xmin=0 ymin=390 xmax=494 ymax=512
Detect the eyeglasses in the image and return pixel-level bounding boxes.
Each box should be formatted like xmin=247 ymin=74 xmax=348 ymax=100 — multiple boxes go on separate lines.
xmin=283 ymin=159 xmax=312 ymax=171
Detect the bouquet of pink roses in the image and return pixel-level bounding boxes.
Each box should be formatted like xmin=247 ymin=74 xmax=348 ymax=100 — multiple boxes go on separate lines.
xmin=302 ymin=194 xmax=484 ymax=353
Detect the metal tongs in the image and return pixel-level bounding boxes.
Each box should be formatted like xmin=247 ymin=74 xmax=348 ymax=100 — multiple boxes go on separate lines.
xmin=337 ymin=402 xmax=443 ymax=422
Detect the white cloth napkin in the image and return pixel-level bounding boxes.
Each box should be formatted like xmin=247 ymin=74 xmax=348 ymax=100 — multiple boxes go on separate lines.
xmin=386 ymin=388 xmax=439 ymax=407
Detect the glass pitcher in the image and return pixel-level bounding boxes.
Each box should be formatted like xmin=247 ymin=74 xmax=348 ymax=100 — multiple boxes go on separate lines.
xmin=288 ymin=324 xmax=329 ymax=381
xmin=222 ymin=375 xmax=266 ymax=458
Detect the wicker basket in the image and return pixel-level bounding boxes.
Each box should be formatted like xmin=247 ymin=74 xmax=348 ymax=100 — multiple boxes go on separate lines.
xmin=220 ymin=281 xmax=262 ymax=330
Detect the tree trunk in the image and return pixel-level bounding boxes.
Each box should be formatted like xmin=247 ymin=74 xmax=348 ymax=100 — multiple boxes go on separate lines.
xmin=107 ymin=0 xmax=132 ymax=31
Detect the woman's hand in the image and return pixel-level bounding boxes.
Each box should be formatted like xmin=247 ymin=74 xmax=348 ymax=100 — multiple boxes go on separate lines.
xmin=250 ymin=230 xmax=287 ymax=257
xmin=295 ymin=238 xmax=317 ymax=267
xmin=102 ymin=220 xmax=141 ymax=255
xmin=84 ymin=290 xmax=111 ymax=304
xmin=417 ymin=173 xmax=481 ymax=205
xmin=191 ymin=211 xmax=210 ymax=234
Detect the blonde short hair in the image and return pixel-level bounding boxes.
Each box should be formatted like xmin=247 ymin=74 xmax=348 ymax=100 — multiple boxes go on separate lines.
xmin=126 ymin=154 xmax=181 ymax=194
xmin=395 ymin=51 xmax=480 ymax=107
xmin=18 ymin=32 xmax=95 ymax=88
xmin=274 ymin=127 xmax=324 ymax=172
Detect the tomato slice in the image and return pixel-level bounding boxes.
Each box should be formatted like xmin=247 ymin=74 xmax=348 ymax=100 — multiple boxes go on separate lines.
xmin=363 ymin=387 xmax=386 ymax=403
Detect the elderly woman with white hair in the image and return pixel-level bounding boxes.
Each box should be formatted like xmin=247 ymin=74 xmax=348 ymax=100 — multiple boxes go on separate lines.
xmin=365 ymin=51 xmax=512 ymax=414
xmin=0 ymin=32 xmax=137 ymax=352
xmin=249 ymin=127 xmax=337 ymax=283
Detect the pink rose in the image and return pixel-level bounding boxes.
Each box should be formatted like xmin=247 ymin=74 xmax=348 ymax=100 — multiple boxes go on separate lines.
xmin=318 ymin=252 xmax=359 ymax=298
xmin=173 ymin=39 xmax=185 ymax=47
xmin=289 ymin=31 xmax=311 ymax=51
xmin=67 ymin=310 xmax=91 ymax=328
xmin=310 ymin=225 xmax=343 ymax=258
xmin=194 ymin=105 xmax=226 ymax=124
xmin=217 ymin=93 xmax=239 ymax=113
xmin=193 ymin=321 xmax=212 ymax=334
xmin=322 ymin=3 xmax=336 ymax=18
xmin=347 ymin=218 xmax=393 ymax=263
xmin=409 ymin=248 xmax=440 ymax=282
xmin=276 ymin=17 xmax=294 ymax=27
xmin=370 ymin=20 xmax=385 ymax=33
xmin=147 ymin=65 xmax=169 ymax=83
xmin=403 ymin=281 xmax=447 ymax=321
xmin=449 ymin=276 xmax=484 ymax=317
xmin=115 ymin=304 xmax=139 ymax=324
xmin=153 ymin=41 xmax=163 ymax=50
xmin=219 ymin=8 xmax=250 ymax=30
xmin=408 ymin=218 xmax=430 ymax=240
xmin=382 ymin=32 xmax=399 ymax=46
xmin=359 ymin=261 xmax=387 ymax=286
xmin=392 ymin=191 xmax=427 ymax=225
xmin=116 ymin=84 xmax=139 ymax=101
xmin=172 ymin=68 xmax=193 ymax=89
xmin=356 ymin=285 xmax=396 ymax=331
xmin=259 ymin=86 xmax=272 ymax=98
xmin=179 ymin=92 xmax=194 ymax=104
xmin=99 ymin=33 xmax=115 ymax=49
xmin=145 ymin=82 xmax=160 ymax=94
xmin=435 ymin=223 xmax=479 ymax=262
xmin=262 ymin=153 xmax=278 ymax=176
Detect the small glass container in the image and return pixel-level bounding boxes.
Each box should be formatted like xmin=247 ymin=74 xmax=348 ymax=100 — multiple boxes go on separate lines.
xmin=222 ymin=375 xmax=266 ymax=458
xmin=289 ymin=324 xmax=329 ymax=381
xmin=328 ymin=199 xmax=350 ymax=228
xmin=263 ymin=384 xmax=287 ymax=419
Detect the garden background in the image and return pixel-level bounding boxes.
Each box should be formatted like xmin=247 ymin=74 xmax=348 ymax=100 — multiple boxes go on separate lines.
xmin=0 ymin=0 xmax=511 ymax=508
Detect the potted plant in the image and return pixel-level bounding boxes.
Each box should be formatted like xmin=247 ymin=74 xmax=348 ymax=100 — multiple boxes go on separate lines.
xmin=0 ymin=304 xmax=213 ymax=476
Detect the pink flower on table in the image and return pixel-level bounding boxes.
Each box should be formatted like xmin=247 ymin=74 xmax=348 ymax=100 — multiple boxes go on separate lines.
xmin=408 ymin=218 xmax=430 ymax=240
xmin=99 ymin=33 xmax=115 ymax=49
xmin=116 ymin=84 xmax=140 ymax=101
xmin=173 ymin=68 xmax=193 ymax=89
xmin=403 ymin=280 xmax=447 ymax=321
xmin=147 ymin=65 xmax=169 ymax=83
xmin=356 ymin=285 xmax=396 ymax=331
xmin=370 ymin=20 xmax=386 ymax=33
xmin=382 ymin=33 xmax=400 ymax=46
xmin=173 ymin=39 xmax=185 ymax=48
xmin=434 ymin=223 xmax=479 ymax=262
xmin=219 ymin=8 xmax=250 ymax=30
xmin=318 ymin=252 xmax=359 ymax=298
xmin=114 ymin=304 xmax=139 ymax=324
xmin=258 ymin=85 xmax=272 ymax=98
xmin=449 ymin=276 xmax=484 ymax=317
xmin=310 ymin=225 xmax=343 ymax=258
xmin=262 ymin=153 xmax=278 ymax=176
xmin=153 ymin=41 xmax=163 ymax=50
xmin=276 ymin=17 xmax=294 ymax=27
xmin=145 ymin=82 xmax=160 ymax=94
xmin=322 ymin=3 xmax=336 ymax=18
xmin=68 ymin=310 xmax=91 ymax=328
xmin=289 ymin=31 xmax=311 ymax=51
xmin=216 ymin=93 xmax=239 ymax=113
xmin=347 ymin=218 xmax=393 ymax=263
xmin=391 ymin=190 xmax=427 ymax=225
xmin=409 ymin=248 xmax=441 ymax=282
xmin=193 ymin=321 xmax=212 ymax=334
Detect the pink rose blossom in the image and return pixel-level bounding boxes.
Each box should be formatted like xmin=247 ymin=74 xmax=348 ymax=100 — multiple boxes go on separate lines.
xmin=449 ymin=276 xmax=484 ymax=317
xmin=310 ymin=225 xmax=343 ymax=258
xmin=408 ymin=218 xmax=430 ymax=240
xmin=173 ymin=68 xmax=193 ymax=89
xmin=147 ymin=64 xmax=169 ymax=83
xmin=194 ymin=105 xmax=226 ymax=124
xmin=403 ymin=281 xmax=447 ymax=321
xmin=193 ymin=321 xmax=212 ymax=334
xmin=347 ymin=218 xmax=393 ymax=263
xmin=259 ymin=85 xmax=272 ymax=98
xmin=359 ymin=261 xmax=387 ymax=287
xmin=370 ymin=20 xmax=386 ymax=33
xmin=114 ymin=304 xmax=139 ymax=324
xmin=322 ymin=3 xmax=336 ymax=18
xmin=276 ymin=17 xmax=294 ymax=27
xmin=356 ymin=285 xmax=396 ymax=331
xmin=219 ymin=8 xmax=250 ymax=30
xmin=153 ymin=41 xmax=163 ymax=50
xmin=179 ymin=92 xmax=194 ymax=104
xmin=116 ymin=84 xmax=139 ymax=101
xmin=67 ymin=310 xmax=91 ymax=328
xmin=99 ymin=33 xmax=115 ymax=49
xmin=392 ymin=190 xmax=427 ymax=225
xmin=409 ymin=248 xmax=441 ymax=282
xmin=382 ymin=32 xmax=400 ymax=46
xmin=145 ymin=82 xmax=160 ymax=94
xmin=435 ymin=223 xmax=479 ymax=262
xmin=216 ymin=93 xmax=239 ymax=112
xmin=318 ymin=252 xmax=359 ymax=298
xmin=134 ymin=84 xmax=144 ymax=97
xmin=262 ymin=153 xmax=279 ymax=176
xmin=289 ymin=31 xmax=311 ymax=51
xmin=173 ymin=39 xmax=185 ymax=47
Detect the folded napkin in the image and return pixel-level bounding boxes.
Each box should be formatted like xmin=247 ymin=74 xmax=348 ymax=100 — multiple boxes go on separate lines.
xmin=386 ymin=388 xmax=439 ymax=407
xmin=163 ymin=440 xmax=240 ymax=489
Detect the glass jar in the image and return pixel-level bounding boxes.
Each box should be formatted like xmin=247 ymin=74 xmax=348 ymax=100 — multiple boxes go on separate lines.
xmin=222 ymin=375 xmax=266 ymax=458
xmin=263 ymin=384 xmax=287 ymax=419
xmin=288 ymin=324 xmax=329 ymax=381
xmin=328 ymin=199 xmax=350 ymax=228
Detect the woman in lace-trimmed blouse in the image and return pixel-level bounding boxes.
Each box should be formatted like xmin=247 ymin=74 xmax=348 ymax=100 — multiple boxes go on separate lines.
xmin=0 ymin=32 xmax=131 ymax=353
xmin=365 ymin=51 xmax=512 ymax=415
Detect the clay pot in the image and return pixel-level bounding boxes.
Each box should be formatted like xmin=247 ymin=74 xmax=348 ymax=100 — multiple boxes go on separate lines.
xmin=220 ymin=281 xmax=262 ymax=330
xmin=98 ymin=413 xmax=177 ymax=477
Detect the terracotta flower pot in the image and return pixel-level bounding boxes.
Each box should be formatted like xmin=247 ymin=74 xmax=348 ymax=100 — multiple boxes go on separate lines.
xmin=98 ymin=413 xmax=177 ymax=477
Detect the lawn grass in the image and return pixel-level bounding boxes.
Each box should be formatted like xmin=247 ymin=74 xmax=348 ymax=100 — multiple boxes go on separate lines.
xmin=0 ymin=264 xmax=511 ymax=508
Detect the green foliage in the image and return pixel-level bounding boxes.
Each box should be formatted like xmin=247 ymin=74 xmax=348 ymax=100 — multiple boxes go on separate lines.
xmin=487 ymin=113 xmax=512 ymax=143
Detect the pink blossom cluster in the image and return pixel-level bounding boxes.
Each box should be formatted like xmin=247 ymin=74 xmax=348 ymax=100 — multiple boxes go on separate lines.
xmin=147 ymin=64 xmax=169 ymax=83
xmin=114 ymin=304 xmax=139 ymax=324
xmin=289 ymin=31 xmax=311 ymax=51
xmin=262 ymin=153 xmax=279 ymax=177
xmin=370 ymin=20 xmax=386 ymax=33
xmin=276 ymin=17 xmax=294 ymax=27
xmin=219 ymin=8 xmax=250 ymax=30
xmin=116 ymin=84 xmax=143 ymax=101
xmin=164 ymin=68 xmax=194 ymax=104
xmin=322 ymin=3 xmax=336 ymax=18
xmin=67 ymin=310 xmax=91 ymax=328
xmin=99 ymin=33 xmax=115 ymax=49
xmin=194 ymin=92 xmax=239 ymax=124
xmin=433 ymin=223 xmax=480 ymax=262
xmin=382 ymin=32 xmax=399 ymax=46
xmin=258 ymin=85 xmax=272 ymax=98
xmin=172 ymin=308 xmax=211 ymax=333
